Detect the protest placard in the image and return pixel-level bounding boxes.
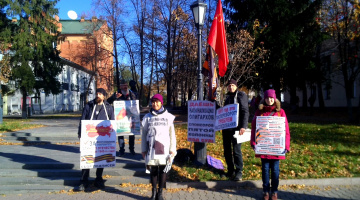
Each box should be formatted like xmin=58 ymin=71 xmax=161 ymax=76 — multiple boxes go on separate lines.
xmin=80 ymin=120 xmax=117 ymax=169
xmin=255 ymin=116 xmax=286 ymax=156
xmin=214 ymin=104 xmax=239 ymax=131
xmin=114 ymin=100 xmax=140 ymax=136
xmin=187 ymin=101 xmax=216 ymax=143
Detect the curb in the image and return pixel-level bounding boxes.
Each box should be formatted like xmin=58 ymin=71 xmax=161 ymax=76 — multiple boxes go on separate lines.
xmin=166 ymin=177 xmax=360 ymax=189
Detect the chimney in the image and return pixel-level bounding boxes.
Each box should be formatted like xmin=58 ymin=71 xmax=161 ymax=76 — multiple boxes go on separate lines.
xmin=55 ymin=15 xmax=59 ymax=22
xmin=80 ymin=17 xmax=85 ymax=22
xmin=91 ymin=16 xmax=98 ymax=22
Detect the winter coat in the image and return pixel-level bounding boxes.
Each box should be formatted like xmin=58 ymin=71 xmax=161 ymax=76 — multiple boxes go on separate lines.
xmin=250 ymin=99 xmax=290 ymax=160
xmin=77 ymin=100 xmax=115 ymax=138
xmin=223 ymin=90 xmax=249 ymax=130
xmin=141 ymin=108 xmax=176 ymax=166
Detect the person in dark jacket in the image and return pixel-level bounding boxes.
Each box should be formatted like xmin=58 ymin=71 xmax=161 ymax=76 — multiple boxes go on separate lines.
xmin=221 ymin=79 xmax=249 ymax=181
xmin=75 ymin=88 xmax=115 ymax=191
xmin=107 ymin=79 xmax=137 ymax=156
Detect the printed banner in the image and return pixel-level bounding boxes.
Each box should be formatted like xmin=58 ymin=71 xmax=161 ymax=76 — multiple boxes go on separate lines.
xmin=255 ymin=116 xmax=286 ymax=156
xmin=187 ymin=101 xmax=216 ymax=143
xmin=214 ymin=104 xmax=239 ymax=131
xmin=114 ymin=100 xmax=140 ymax=136
xmin=80 ymin=120 xmax=117 ymax=169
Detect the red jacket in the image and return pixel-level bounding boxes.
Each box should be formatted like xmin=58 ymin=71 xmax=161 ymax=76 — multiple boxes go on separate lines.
xmin=250 ymin=99 xmax=290 ymax=160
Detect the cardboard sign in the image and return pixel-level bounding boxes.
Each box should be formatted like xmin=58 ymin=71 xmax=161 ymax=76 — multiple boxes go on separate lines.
xmin=80 ymin=120 xmax=117 ymax=169
xmin=215 ymin=104 xmax=239 ymax=131
xmin=255 ymin=116 xmax=286 ymax=156
xmin=187 ymin=101 xmax=216 ymax=143
xmin=114 ymin=100 xmax=140 ymax=136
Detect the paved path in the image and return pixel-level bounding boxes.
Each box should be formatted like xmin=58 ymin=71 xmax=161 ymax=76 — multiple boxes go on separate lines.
xmin=1 ymin=184 xmax=359 ymax=199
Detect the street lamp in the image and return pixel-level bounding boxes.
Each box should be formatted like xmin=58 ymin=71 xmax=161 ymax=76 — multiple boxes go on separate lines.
xmin=191 ymin=0 xmax=207 ymax=165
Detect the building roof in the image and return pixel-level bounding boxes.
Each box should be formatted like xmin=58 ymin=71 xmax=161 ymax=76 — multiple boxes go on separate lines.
xmin=59 ymin=19 xmax=105 ymax=34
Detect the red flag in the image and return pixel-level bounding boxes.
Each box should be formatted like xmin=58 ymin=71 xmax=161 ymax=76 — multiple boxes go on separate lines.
xmin=203 ymin=46 xmax=218 ymax=100
xmin=207 ymin=0 xmax=229 ymax=77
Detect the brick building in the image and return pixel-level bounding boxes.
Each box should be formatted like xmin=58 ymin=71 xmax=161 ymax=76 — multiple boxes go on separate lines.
xmin=56 ymin=16 xmax=114 ymax=95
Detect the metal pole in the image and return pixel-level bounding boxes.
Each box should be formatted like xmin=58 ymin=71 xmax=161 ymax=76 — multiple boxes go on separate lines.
xmin=194 ymin=27 xmax=206 ymax=165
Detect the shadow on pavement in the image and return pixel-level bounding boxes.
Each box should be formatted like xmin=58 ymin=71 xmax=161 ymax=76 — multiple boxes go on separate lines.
xmin=191 ymin=183 xmax=351 ymax=200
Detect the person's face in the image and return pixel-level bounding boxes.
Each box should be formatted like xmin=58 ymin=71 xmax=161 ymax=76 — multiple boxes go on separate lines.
xmin=265 ymin=97 xmax=275 ymax=106
xmin=120 ymin=84 xmax=128 ymax=91
xmin=227 ymin=84 xmax=237 ymax=93
xmin=95 ymin=92 xmax=105 ymax=104
xmin=151 ymin=99 xmax=162 ymax=111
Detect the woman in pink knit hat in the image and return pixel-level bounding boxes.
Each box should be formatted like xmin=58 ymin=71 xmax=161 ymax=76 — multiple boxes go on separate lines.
xmin=141 ymin=94 xmax=176 ymax=200
xmin=250 ymin=89 xmax=291 ymax=200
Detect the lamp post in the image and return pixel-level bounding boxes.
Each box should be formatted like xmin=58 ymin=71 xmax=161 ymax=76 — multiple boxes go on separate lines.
xmin=191 ymin=0 xmax=207 ymax=165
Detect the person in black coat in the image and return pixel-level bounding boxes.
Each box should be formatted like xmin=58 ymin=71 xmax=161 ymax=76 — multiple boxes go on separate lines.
xmin=75 ymin=88 xmax=115 ymax=191
xmin=107 ymin=79 xmax=137 ymax=156
xmin=221 ymin=79 xmax=249 ymax=181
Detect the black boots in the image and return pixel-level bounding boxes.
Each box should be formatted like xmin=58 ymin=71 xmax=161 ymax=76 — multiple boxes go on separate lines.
xmin=149 ymin=188 xmax=165 ymax=200
xmin=157 ymin=188 xmax=164 ymax=200
xmin=150 ymin=188 xmax=156 ymax=200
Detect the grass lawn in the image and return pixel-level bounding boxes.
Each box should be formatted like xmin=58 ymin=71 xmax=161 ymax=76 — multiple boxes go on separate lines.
xmin=0 ymin=119 xmax=45 ymax=133
xmin=169 ymin=123 xmax=360 ymax=182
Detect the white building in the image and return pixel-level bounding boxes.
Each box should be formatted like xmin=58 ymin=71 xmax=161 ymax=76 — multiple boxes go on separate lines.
xmin=4 ymin=58 xmax=96 ymax=115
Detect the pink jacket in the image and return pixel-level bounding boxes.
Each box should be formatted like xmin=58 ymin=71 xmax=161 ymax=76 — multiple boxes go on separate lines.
xmin=250 ymin=99 xmax=290 ymax=160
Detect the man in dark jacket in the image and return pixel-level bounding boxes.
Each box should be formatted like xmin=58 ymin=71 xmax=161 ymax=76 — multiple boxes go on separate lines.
xmin=107 ymin=79 xmax=137 ymax=156
xmin=222 ymin=79 xmax=249 ymax=181
xmin=75 ymin=88 xmax=115 ymax=191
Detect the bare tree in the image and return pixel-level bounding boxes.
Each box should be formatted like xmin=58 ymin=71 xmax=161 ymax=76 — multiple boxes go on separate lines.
xmin=93 ymin=0 xmax=126 ymax=91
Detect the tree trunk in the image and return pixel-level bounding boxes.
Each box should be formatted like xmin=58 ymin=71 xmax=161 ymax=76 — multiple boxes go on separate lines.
xmin=301 ymin=82 xmax=308 ymax=108
xmin=21 ymin=87 xmax=27 ymax=119
xmin=315 ymin=44 xmax=325 ymax=109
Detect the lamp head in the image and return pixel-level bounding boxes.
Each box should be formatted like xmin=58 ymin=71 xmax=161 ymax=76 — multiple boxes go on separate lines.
xmin=190 ymin=1 xmax=207 ymax=29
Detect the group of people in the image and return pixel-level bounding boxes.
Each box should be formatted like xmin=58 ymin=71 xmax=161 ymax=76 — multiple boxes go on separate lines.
xmin=75 ymin=80 xmax=174 ymax=200
xmin=222 ymin=79 xmax=291 ymax=200
xmin=75 ymin=78 xmax=290 ymax=200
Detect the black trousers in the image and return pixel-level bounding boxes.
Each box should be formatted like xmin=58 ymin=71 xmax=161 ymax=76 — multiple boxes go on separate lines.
xmin=222 ymin=129 xmax=243 ymax=175
xmin=118 ymin=135 xmax=135 ymax=152
xmin=81 ymin=168 xmax=104 ymax=182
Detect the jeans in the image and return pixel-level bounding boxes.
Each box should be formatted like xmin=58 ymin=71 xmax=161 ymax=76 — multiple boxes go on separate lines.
xmin=261 ymin=158 xmax=280 ymax=193
xmin=222 ymin=130 xmax=243 ymax=175
xmin=118 ymin=135 xmax=135 ymax=152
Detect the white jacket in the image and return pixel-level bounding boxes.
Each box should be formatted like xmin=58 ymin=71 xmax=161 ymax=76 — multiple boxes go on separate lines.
xmin=141 ymin=108 xmax=176 ymax=166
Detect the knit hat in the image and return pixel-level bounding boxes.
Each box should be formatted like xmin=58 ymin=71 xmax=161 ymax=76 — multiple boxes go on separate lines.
xmin=151 ymin=94 xmax=163 ymax=104
xmin=120 ymin=79 xmax=127 ymax=85
xmin=96 ymin=88 xmax=107 ymax=97
xmin=227 ymin=79 xmax=237 ymax=86
xmin=264 ymin=89 xmax=276 ymax=101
